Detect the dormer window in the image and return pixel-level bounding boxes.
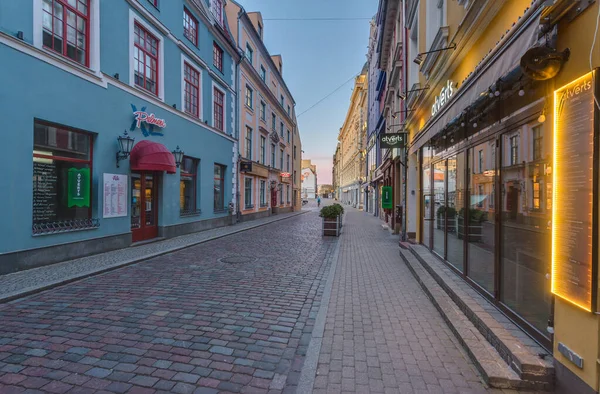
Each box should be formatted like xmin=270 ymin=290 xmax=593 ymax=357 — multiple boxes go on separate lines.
xmin=212 ymin=0 xmax=223 ymax=25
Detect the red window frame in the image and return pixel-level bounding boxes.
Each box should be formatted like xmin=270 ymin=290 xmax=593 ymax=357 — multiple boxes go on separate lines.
xmin=213 ymin=0 xmax=223 ymax=25
xmin=183 ymin=8 xmax=198 ymax=46
xmin=133 ymin=22 xmax=160 ymax=95
xmin=42 ymin=0 xmax=90 ymax=67
xmin=213 ymin=42 xmax=223 ymax=72
xmin=184 ymin=62 xmax=200 ymax=118
xmin=148 ymin=0 xmax=158 ymax=7
xmin=214 ymin=88 xmax=224 ymax=131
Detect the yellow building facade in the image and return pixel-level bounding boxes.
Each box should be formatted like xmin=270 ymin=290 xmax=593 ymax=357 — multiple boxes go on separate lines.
xmin=403 ymin=0 xmax=600 ymax=392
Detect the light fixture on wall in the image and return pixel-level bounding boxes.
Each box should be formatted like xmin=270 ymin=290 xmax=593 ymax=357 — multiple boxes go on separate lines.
xmin=538 ymin=105 xmax=547 ymax=123
xmin=116 ymin=130 xmax=135 ymax=168
xmin=172 ymin=146 xmax=184 ymax=168
xmin=413 ymin=43 xmax=457 ymax=66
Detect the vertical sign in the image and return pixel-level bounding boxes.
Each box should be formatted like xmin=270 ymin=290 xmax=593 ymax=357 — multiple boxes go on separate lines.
xmin=552 ymin=71 xmax=595 ymax=311
xmin=67 ymin=168 xmax=90 ymax=207
xmin=382 ymin=186 xmax=393 ymax=210
xmin=103 ymin=174 xmax=128 ymax=218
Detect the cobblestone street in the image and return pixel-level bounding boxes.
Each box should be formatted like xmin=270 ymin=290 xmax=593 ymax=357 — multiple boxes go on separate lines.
xmin=0 ymin=203 xmax=534 ymax=393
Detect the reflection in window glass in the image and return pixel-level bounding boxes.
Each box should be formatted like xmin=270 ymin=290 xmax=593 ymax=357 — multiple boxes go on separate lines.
xmin=213 ymin=164 xmax=225 ymax=211
xmin=501 ymin=125 xmax=552 ymax=334
xmin=467 ymin=143 xmax=495 ymax=294
xmin=447 ymin=154 xmax=465 ymax=272
xmin=421 ymin=147 xmax=433 ymax=247
xmin=433 ymin=160 xmax=446 ymax=258
xmin=180 ymin=156 xmax=198 ymax=213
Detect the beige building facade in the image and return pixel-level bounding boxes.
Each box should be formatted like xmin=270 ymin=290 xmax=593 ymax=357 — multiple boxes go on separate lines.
xmin=225 ymin=1 xmax=300 ymax=220
xmin=338 ymin=66 xmax=368 ymax=209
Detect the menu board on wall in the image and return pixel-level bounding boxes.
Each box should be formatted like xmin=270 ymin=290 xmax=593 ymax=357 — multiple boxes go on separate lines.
xmin=552 ymin=71 xmax=595 ymax=311
xmin=103 ymin=174 xmax=128 ymax=218
xmin=33 ymin=161 xmax=58 ymax=223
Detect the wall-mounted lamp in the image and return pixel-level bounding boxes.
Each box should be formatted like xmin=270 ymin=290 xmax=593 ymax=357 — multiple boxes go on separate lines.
xmin=172 ymin=146 xmax=184 ymax=168
xmin=172 ymin=104 xmax=177 ymax=109
xmin=538 ymin=108 xmax=546 ymax=123
xmin=414 ymin=43 xmax=457 ymax=66
xmin=16 ymin=31 xmax=24 ymax=40
xmin=113 ymin=73 xmax=120 ymax=80
xmin=116 ymin=130 xmax=135 ymax=168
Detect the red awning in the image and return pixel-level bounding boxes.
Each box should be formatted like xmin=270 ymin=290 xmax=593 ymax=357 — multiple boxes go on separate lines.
xmin=129 ymin=140 xmax=176 ymax=174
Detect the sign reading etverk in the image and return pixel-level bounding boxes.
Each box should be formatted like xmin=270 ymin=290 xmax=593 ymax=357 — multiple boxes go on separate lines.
xmin=431 ymin=80 xmax=455 ymax=117
xmin=379 ymin=133 xmax=407 ymax=149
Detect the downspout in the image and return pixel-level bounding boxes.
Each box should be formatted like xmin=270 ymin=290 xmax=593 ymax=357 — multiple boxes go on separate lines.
xmin=402 ymin=0 xmax=409 ymax=241
xmin=234 ymin=9 xmax=244 ymax=221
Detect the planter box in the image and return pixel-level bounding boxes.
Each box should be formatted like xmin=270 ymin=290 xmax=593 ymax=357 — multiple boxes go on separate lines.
xmin=322 ymin=216 xmax=341 ymax=236
xmin=457 ymin=217 xmax=483 ymax=242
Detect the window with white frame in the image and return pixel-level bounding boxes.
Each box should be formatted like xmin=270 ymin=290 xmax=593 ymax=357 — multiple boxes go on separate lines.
xmin=245 ymin=43 xmax=253 ymax=64
xmin=280 ymin=95 xmax=284 ymax=107
xmin=245 ymin=85 xmax=253 ymax=109
xmin=260 ymin=180 xmax=266 ymax=206
xmin=133 ymin=22 xmax=159 ymax=95
xmin=260 ymin=65 xmax=266 ymax=82
xmin=244 ymin=178 xmax=253 ymax=209
xmin=183 ymin=8 xmax=198 ymax=46
xmin=271 ymin=113 xmax=276 ymax=131
xmin=245 ymin=126 xmax=253 ymax=159
xmin=213 ymin=87 xmax=224 ymax=131
xmin=425 ymin=0 xmax=444 ymax=50
xmin=260 ymin=136 xmax=266 ymax=164
xmin=211 ymin=0 xmax=223 ymax=26
xmin=280 ymin=122 xmax=284 ymax=137
xmin=510 ymin=135 xmax=519 ymax=165
xmin=287 ymin=129 xmax=290 ymax=143
xmin=271 ymin=143 xmax=276 ymax=167
xmin=280 ymin=149 xmax=283 ymax=169
xmin=260 ymin=101 xmax=266 ymax=121
xmin=42 ymin=0 xmax=90 ymax=66
xmin=286 ymin=154 xmax=290 ymax=172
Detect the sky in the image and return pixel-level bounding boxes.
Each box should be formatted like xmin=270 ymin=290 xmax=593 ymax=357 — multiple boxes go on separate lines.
xmin=235 ymin=0 xmax=378 ymax=185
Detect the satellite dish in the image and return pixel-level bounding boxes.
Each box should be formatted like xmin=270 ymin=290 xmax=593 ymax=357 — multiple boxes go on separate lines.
xmin=520 ymin=46 xmax=570 ymax=80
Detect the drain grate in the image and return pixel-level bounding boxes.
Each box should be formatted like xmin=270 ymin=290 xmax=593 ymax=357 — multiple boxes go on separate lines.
xmin=218 ymin=256 xmax=256 ymax=264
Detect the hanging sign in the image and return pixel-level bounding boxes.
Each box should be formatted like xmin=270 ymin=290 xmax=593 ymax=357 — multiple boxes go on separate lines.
xmin=240 ymin=161 xmax=253 ymax=172
xmin=551 ymin=71 xmax=595 ymax=312
xmin=431 ymin=80 xmax=455 ymax=116
xmin=280 ymin=172 xmax=291 ymax=178
xmin=382 ymin=186 xmax=393 ymax=209
xmin=103 ymin=174 xmax=128 ymax=218
xmin=130 ymin=104 xmax=166 ymax=137
xmin=67 ymin=168 xmax=90 ymax=207
xmin=379 ymin=133 xmax=407 ymax=149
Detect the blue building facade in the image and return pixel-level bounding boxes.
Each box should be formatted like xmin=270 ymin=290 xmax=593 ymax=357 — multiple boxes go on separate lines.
xmin=0 ymin=0 xmax=241 ymax=274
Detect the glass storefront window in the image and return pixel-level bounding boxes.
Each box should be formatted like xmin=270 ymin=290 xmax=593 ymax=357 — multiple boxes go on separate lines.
xmin=213 ymin=164 xmax=225 ymax=211
xmin=180 ymin=156 xmax=198 ymax=214
xmin=447 ymin=154 xmax=465 ymax=272
xmin=501 ymin=125 xmax=552 ymax=334
xmin=421 ymin=147 xmax=433 ymax=247
xmin=432 ymin=160 xmax=446 ymax=258
xmin=467 ymin=141 xmax=495 ymax=294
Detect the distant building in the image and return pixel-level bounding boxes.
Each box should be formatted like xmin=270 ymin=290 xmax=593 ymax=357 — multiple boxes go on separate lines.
xmin=301 ymin=160 xmax=317 ymax=199
xmin=317 ymin=184 xmax=334 ymax=198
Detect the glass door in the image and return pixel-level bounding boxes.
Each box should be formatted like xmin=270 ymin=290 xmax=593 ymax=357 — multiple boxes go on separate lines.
xmin=131 ymin=171 xmax=158 ymax=242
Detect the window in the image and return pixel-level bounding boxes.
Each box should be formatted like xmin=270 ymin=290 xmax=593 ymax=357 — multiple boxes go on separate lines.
xmin=180 ymin=156 xmax=199 ymax=214
xmin=244 ymin=178 xmax=253 ymax=209
xmin=533 ymin=126 xmax=542 ymax=160
xmin=280 ymin=95 xmax=284 ymax=106
xmin=147 ymin=0 xmax=158 ymax=6
xmin=280 ymin=122 xmax=284 ymax=137
xmin=214 ymin=164 xmax=225 ymax=211
xmin=478 ymin=149 xmax=483 ymax=173
xmin=134 ymin=23 xmax=159 ymax=95
xmin=533 ymin=180 xmax=541 ymax=210
xmin=271 ymin=144 xmax=276 ymax=167
xmin=260 ymin=136 xmax=266 ymax=164
xmin=213 ymin=42 xmax=223 ymax=72
xmin=271 ymin=113 xmax=276 ymax=131
xmin=280 ymin=149 xmax=284 ymax=169
xmin=245 ymin=85 xmax=253 ymax=109
xmin=258 ymin=23 xmax=262 ymax=38
xmin=212 ymin=0 xmax=223 ymax=25
xmin=184 ymin=62 xmax=200 ymax=118
xmin=279 ymin=186 xmax=283 ymax=205
xmin=245 ymin=126 xmax=253 ymax=159
xmin=287 ymin=105 xmax=290 ymax=115
xmin=286 ymin=185 xmax=290 ymax=203
xmin=510 ymin=135 xmax=519 ymax=165
xmin=33 ymin=121 xmax=93 ymax=232
xmin=477 ymin=185 xmax=484 ymax=208
xmin=260 ymin=101 xmax=266 ymax=121
xmin=286 ymin=154 xmax=290 ymax=172
xmin=294 ymin=145 xmax=297 ymax=159
xmin=260 ymin=180 xmax=266 ymax=206
xmin=260 ymin=66 xmax=266 ymax=82
xmin=245 ymin=43 xmax=253 ymax=64
xmin=287 ymin=129 xmax=290 ymax=143
xmin=213 ymin=87 xmax=224 ymax=131
xmin=294 ymin=170 xmax=297 ymax=183
xmin=42 ymin=0 xmax=90 ymax=66
xmin=183 ymin=8 xmax=198 ymax=46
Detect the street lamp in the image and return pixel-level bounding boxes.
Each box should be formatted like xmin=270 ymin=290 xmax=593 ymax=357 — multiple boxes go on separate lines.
xmin=172 ymin=146 xmax=184 ymax=168
xmin=116 ymin=130 xmax=135 ymax=168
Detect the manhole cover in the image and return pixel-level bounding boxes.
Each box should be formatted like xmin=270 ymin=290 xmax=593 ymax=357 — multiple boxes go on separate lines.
xmin=218 ymin=256 xmax=256 ymax=264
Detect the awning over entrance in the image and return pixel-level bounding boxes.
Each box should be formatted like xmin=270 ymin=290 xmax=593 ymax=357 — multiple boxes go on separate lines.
xmin=130 ymin=140 xmax=176 ymax=174
xmin=409 ymin=10 xmax=541 ymax=155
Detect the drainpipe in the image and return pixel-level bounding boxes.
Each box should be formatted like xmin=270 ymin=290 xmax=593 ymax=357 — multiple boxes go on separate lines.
xmin=401 ymin=0 xmax=409 ymax=241
xmin=234 ymin=10 xmax=244 ymax=221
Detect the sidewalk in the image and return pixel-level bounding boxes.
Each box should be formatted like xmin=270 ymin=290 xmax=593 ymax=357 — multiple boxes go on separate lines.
xmin=299 ymin=206 xmax=490 ymax=394
xmin=0 ymin=209 xmax=308 ymax=303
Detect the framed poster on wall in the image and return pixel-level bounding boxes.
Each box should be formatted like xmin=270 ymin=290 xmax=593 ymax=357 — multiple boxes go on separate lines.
xmin=103 ymin=174 xmax=128 ymax=218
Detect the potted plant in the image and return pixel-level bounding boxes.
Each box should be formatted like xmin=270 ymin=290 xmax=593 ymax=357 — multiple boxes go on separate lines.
xmin=320 ymin=205 xmax=342 ymax=236
xmin=333 ymin=203 xmax=344 ymax=228
xmin=457 ymin=207 xmax=486 ymax=242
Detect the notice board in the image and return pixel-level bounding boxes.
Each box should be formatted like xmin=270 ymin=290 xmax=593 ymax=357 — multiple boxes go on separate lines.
xmin=103 ymin=174 xmax=128 ymax=218
xmin=552 ymin=71 xmax=596 ymax=311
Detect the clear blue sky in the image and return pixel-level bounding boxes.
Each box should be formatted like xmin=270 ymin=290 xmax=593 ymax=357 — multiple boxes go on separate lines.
xmin=235 ymin=0 xmax=378 ymax=185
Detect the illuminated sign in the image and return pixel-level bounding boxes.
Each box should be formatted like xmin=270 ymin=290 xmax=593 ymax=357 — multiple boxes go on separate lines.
xmin=431 ymin=80 xmax=455 ymax=116
xmin=379 ymin=133 xmax=407 ymax=149
xmin=280 ymin=172 xmax=291 ymax=178
xmin=552 ymin=71 xmax=596 ymax=312
xmin=240 ymin=161 xmax=252 ymax=172
xmin=130 ymin=104 xmax=166 ymax=137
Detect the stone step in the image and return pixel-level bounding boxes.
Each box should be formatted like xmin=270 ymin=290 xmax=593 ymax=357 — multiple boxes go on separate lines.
xmin=399 ymin=247 xmax=553 ymax=391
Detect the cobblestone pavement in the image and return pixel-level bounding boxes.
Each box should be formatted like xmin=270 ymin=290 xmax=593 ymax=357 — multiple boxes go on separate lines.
xmin=0 ymin=210 xmax=336 ymax=393
xmin=303 ymin=207 xmax=511 ymax=394
xmin=0 ymin=210 xmax=308 ymax=303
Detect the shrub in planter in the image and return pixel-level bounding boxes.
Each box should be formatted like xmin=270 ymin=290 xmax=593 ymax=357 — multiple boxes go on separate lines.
xmin=457 ymin=207 xmax=486 ymax=241
xmin=436 ymin=206 xmax=456 ymax=229
xmin=320 ymin=205 xmax=341 ymax=236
